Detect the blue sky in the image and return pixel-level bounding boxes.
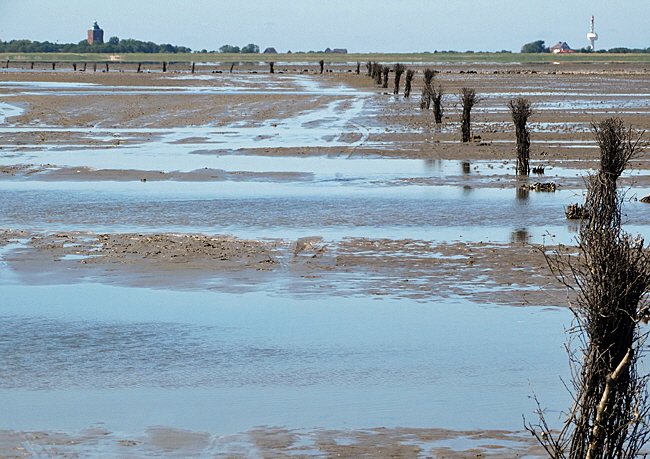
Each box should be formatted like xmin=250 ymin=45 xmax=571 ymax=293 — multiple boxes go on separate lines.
xmin=0 ymin=0 xmax=646 ymax=52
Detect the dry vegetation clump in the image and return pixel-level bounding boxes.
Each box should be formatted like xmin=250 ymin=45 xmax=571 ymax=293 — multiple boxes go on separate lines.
xmin=404 ymin=69 xmax=415 ymax=98
xmin=459 ymin=87 xmax=480 ymax=142
xmin=431 ymin=83 xmax=444 ymax=124
xmin=373 ymin=63 xmax=383 ymax=85
xmin=528 ymin=117 xmax=650 ymax=459
xmin=508 ymin=97 xmax=534 ymax=175
xmin=382 ymin=66 xmax=390 ymax=88
xmin=419 ymin=68 xmax=435 ymax=110
xmin=393 ymin=63 xmax=405 ymax=95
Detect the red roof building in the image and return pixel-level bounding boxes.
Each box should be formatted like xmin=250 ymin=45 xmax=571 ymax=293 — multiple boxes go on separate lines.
xmin=549 ymin=42 xmax=573 ymax=53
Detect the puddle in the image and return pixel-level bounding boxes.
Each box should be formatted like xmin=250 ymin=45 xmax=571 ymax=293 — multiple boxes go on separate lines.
xmin=0 ymin=96 xmax=371 ymax=166
xmin=0 ymin=181 xmax=647 ymax=245
xmin=0 ymin=81 xmax=100 ymax=89
xmin=0 ymin=283 xmax=571 ymax=433
xmin=422 ymin=435 xmax=527 ymax=452
xmin=0 ymin=74 xmax=369 ymax=97
xmin=0 ymin=241 xmax=24 ymax=283
xmin=407 ymin=433 xmax=538 ymax=457
xmin=0 ymin=102 xmax=24 ymax=124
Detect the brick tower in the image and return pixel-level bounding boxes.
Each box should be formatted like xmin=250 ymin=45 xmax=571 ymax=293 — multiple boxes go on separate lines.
xmin=87 ymin=21 xmax=104 ymax=45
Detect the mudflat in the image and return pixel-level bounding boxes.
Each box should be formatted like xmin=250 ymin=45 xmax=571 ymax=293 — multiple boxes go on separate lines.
xmin=1 ymin=62 xmax=649 ymax=457
xmin=1 ymin=63 xmax=649 ymax=301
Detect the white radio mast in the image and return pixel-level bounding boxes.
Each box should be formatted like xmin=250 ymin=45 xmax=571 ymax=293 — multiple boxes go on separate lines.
xmin=587 ymin=16 xmax=598 ymax=51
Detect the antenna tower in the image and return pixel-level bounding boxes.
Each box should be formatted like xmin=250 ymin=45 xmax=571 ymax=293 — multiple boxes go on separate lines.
xmin=587 ymin=16 xmax=598 ymax=51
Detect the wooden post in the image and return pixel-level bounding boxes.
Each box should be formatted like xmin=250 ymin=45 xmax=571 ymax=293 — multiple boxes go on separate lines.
xmin=269 ymin=62 xmax=274 ymax=73
xmin=105 ymin=63 xmax=109 ymax=72
xmin=93 ymin=63 xmax=97 ymax=72
xmin=191 ymin=62 xmax=195 ymax=74
xmin=229 ymin=63 xmax=235 ymax=73
xmin=5 ymin=60 xmax=9 ymax=69
xmin=72 ymin=63 xmax=77 ymax=71
xmin=162 ymin=61 xmax=167 ymax=72
xmin=137 ymin=63 xmax=142 ymax=73
xmin=82 ymin=62 xmax=87 ymax=72
xmin=52 ymin=62 xmax=56 ymax=71
xmin=31 ymin=62 xmax=34 ymax=70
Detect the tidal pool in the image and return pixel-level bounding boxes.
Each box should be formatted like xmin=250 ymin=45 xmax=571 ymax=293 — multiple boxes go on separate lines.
xmin=0 ymin=283 xmax=571 ymax=434
xmin=2 ymin=181 xmax=644 ymax=244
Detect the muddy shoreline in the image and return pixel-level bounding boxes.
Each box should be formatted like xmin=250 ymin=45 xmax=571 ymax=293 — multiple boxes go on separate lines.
xmin=0 ymin=228 xmax=567 ymax=306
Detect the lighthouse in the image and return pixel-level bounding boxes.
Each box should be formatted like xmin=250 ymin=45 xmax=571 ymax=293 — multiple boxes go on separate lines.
xmin=87 ymin=21 xmax=104 ymax=45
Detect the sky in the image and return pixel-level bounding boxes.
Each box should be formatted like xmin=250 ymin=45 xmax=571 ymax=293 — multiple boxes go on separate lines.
xmin=0 ymin=0 xmax=647 ymax=53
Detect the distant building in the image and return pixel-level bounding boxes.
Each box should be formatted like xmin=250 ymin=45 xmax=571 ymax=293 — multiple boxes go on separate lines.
xmin=263 ymin=47 xmax=278 ymax=54
xmin=549 ymin=42 xmax=573 ymax=53
xmin=324 ymin=48 xmax=347 ymax=54
xmin=87 ymin=21 xmax=104 ymax=45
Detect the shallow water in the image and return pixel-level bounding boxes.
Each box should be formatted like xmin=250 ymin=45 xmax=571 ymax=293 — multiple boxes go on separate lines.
xmin=0 ymin=74 xmax=367 ymax=96
xmin=1 ymin=181 xmax=648 ymax=244
xmin=0 ymin=181 xmax=625 ymax=244
xmin=0 ymin=283 xmax=571 ymax=433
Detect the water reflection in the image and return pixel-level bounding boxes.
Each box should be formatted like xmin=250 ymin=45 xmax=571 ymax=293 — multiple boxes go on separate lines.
xmin=424 ymin=159 xmax=444 ymax=173
xmin=516 ymin=187 xmax=530 ymax=202
xmin=511 ymin=228 xmax=530 ymax=243
xmin=462 ymin=162 xmax=471 ymax=174
xmin=568 ymin=222 xmax=581 ymax=234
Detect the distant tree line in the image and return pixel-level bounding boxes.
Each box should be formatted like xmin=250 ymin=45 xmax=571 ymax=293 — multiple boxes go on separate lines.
xmin=0 ymin=37 xmax=192 ymax=54
xmin=521 ymin=39 xmax=650 ymax=54
xmin=218 ymin=44 xmax=260 ymax=54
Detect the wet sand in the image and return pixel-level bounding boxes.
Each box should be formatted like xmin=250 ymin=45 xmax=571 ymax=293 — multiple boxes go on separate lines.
xmin=0 ymin=229 xmax=565 ymax=306
xmin=0 ymin=425 xmax=549 ymax=458
xmin=1 ymin=63 xmax=649 ymax=457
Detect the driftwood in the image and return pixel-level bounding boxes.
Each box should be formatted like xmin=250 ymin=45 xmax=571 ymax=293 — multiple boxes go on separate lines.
xmin=521 ymin=182 xmax=556 ymax=192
